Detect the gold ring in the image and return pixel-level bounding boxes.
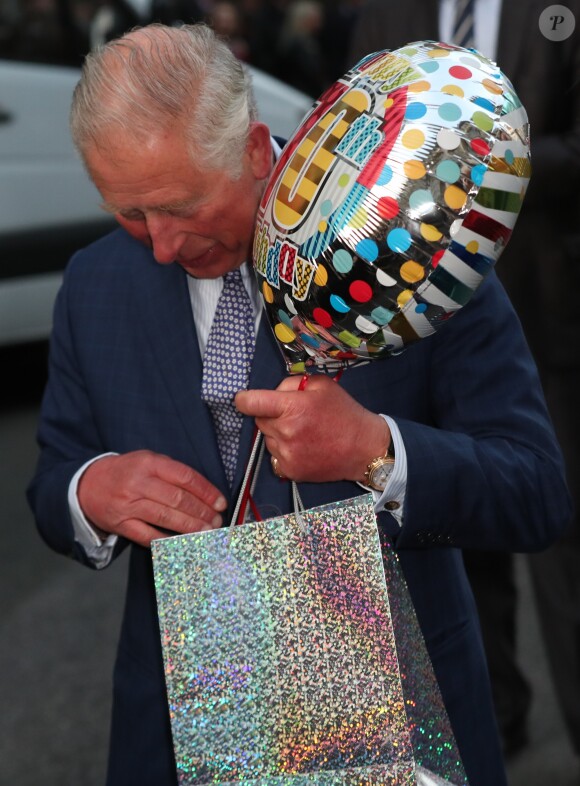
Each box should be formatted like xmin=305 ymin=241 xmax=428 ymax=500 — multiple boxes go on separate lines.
xmin=271 ymin=456 xmax=284 ymax=479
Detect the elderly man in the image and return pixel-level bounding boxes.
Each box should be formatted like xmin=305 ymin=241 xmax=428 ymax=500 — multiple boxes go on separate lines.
xmin=28 ymin=23 xmax=570 ymax=786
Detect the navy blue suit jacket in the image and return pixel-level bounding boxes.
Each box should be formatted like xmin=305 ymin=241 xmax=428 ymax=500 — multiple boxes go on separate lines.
xmin=28 ymin=228 xmax=571 ymax=786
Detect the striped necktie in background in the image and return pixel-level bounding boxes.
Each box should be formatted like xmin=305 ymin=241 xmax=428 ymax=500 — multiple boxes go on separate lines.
xmin=452 ymin=0 xmax=476 ymax=48
xmin=200 ymin=268 xmax=255 ymax=487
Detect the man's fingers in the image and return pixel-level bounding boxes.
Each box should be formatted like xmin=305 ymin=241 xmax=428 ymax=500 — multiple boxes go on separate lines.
xmin=126 ymin=497 xmax=222 ymax=537
xmin=139 ymin=477 xmax=224 ymax=528
xmin=115 ymin=518 xmax=217 ymax=549
xmin=78 ymin=451 xmax=228 ymax=542
xmin=116 ymin=518 xmax=167 ymax=549
xmin=140 ymin=452 xmax=228 ymax=512
xmin=235 ymin=389 xmax=290 ymax=419
xmin=236 ymin=374 xmax=337 ymax=419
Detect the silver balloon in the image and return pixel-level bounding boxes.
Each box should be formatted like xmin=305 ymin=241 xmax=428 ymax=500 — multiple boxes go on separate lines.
xmin=253 ymin=41 xmax=531 ymax=373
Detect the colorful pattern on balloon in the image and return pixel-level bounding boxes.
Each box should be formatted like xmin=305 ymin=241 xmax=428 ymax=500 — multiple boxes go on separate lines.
xmin=253 ymin=41 xmax=531 ymax=373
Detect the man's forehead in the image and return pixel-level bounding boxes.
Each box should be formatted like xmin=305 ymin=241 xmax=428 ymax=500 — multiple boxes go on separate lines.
xmin=90 ymin=156 xmax=230 ymax=215
xmin=90 ymin=122 xmax=181 ymax=160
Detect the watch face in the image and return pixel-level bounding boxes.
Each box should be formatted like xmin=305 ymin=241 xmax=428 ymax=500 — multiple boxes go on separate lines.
xmin=369 ymin=459 xmax=394 ymax=491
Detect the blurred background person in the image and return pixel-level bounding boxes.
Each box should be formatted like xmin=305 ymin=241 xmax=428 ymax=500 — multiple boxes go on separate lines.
xmin=207 ymin=0 xmax=250 ymax=60
xmin=242 ymin=0 xmax=289 ymax=76
xmin=148 ymin=0 xmax=205 ymax=26
xmin=349 ymin=0 xmax=580 ymax=762
xmin=275 ymin=0 xmax=327 ymax=96
xmin=319 ymin=0 xmax=365 ymax=83
xmin=89 ymin=0 xmax=142 ymax=48
xmin=3 ymin=0 xmax=78 ymax=63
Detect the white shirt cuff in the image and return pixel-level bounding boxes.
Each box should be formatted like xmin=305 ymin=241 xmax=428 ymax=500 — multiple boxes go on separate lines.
xmin=68 ymin=453 xmax=119 ymax=569
xmin=360 ymin=414 xmax=407 ymax=526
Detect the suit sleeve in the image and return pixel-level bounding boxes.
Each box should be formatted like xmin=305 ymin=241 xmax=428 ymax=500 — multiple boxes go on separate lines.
xmin=393 ymin=273 xmax=572 ymax=552
xmin=26 ymin=254 xmax=128 ymax=567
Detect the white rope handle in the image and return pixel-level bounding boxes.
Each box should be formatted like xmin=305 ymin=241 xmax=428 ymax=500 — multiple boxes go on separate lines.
xmin=230 ymin=430 xmax=306 ymax=528
xmin=230 ymin=429 xmax=264 ymax=526
xmin=292 ymin=481 xmax=305 ymax=513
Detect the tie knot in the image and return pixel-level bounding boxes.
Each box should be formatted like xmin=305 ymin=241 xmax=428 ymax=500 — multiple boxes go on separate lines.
xmin=220 ymin=268 xmax=251 ymax=308
xmin=224 ymin=268 xmax=244 ymax=286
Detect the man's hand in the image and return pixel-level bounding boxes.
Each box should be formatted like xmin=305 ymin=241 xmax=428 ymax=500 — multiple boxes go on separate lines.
xmin=236 ymin=375 xmax=391 ymax=483
xmin=77 ymin=450 xmax=227 ymax=548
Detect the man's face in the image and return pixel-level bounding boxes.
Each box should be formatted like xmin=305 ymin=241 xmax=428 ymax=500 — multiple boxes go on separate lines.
xmin=85 ymin=122 xmax=273 ymax=279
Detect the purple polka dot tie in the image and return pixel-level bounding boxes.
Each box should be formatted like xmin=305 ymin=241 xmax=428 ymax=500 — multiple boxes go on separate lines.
xmin=201 ymin=269 xmax=255 ymax=486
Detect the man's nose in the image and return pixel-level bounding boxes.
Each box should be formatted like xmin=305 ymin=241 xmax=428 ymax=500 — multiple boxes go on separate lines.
xmin=145 ymin=214 xmax=182 ymax=265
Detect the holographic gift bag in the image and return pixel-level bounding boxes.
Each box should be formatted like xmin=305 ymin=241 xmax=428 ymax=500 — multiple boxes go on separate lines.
xmin=152 ymin=494 xmax=468 ymax=786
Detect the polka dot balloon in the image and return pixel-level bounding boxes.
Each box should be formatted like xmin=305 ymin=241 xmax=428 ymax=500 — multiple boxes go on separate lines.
xmin=252 ymin=41 xmax=531 ymax=374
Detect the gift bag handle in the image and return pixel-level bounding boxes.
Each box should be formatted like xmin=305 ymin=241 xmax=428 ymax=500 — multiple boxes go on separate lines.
xmin=230 ymin=426 xmax=265 ymax=526
xmin=230 ymin=425 xmax=305 ymax=526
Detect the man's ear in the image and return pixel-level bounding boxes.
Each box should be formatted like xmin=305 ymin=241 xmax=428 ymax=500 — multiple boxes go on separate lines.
xmin=246 ymin=122 xmax=275 ymax=180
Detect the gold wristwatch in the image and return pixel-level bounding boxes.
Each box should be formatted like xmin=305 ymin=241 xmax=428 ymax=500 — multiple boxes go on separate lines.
xmin=363 ymin=442 xmax=395 ymax=492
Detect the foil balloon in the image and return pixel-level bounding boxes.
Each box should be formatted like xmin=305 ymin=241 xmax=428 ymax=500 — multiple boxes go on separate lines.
xmin=253 ymin=41 xmax=531 ymax=374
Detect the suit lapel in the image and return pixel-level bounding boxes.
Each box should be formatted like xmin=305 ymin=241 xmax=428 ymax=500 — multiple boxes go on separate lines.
xmin=135 ymin=259 xmax=226 ymax=490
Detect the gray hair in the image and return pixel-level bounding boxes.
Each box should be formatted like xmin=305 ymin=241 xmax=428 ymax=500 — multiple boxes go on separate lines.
xmin=70 ymin=23 xmax=258 ymax=176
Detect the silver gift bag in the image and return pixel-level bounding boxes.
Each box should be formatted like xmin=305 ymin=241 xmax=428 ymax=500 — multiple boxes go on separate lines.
xmin=152 ymin=494 xmax=468 ymax=786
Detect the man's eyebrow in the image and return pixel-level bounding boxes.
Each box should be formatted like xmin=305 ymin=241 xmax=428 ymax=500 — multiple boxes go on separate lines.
xmin=100 ymin=201 xmax=120 ymax=214
xmin=158 ymin=198 xmax=199 ymax=213
xmin=99 ymin=199 xmax=197 ymax=214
